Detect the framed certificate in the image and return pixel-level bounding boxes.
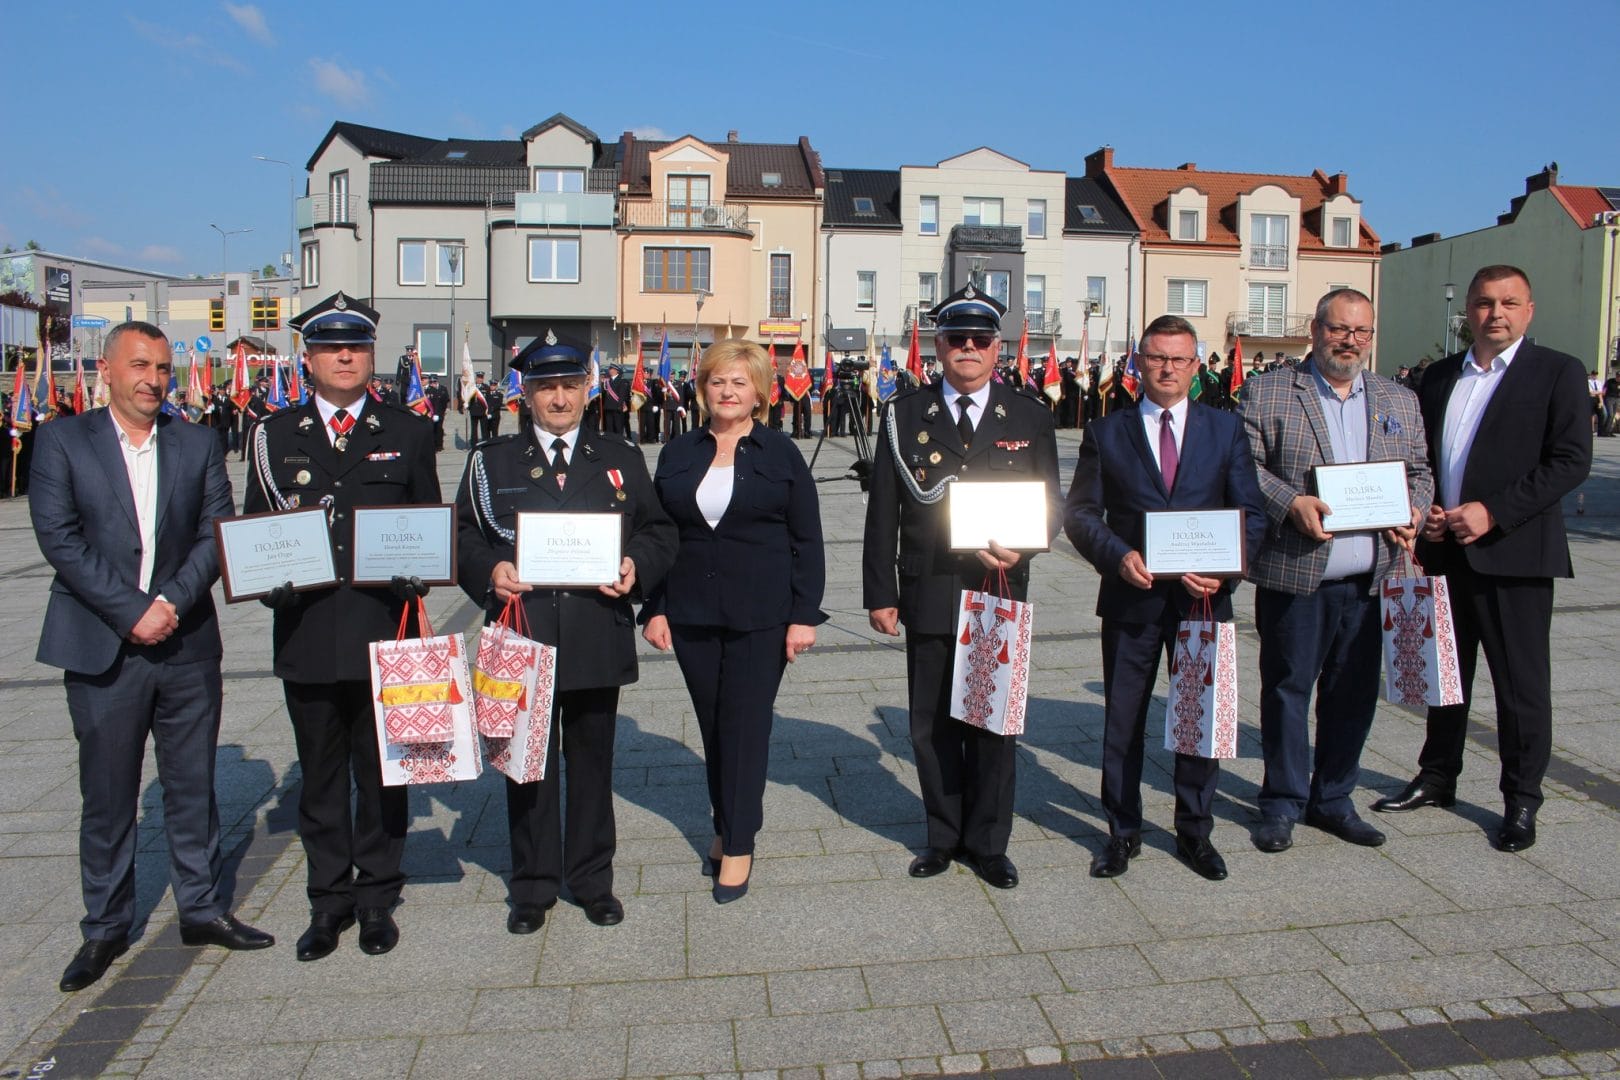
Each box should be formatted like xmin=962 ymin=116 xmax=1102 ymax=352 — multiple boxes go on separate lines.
xmin=351 ymin=505 xmax=457 ymax=586
xmin=1311 ymin=460 xmax=1412 ymax=532
xmin=214 ymin=508 xmax=338 ymax=603
xmin=514 ymin=512 xmax=623 ymax=587
xmin=948 ymin=481 xmax=1051 ymax=552
xmin=1142 ymin=509 xmax=1247 ymax=577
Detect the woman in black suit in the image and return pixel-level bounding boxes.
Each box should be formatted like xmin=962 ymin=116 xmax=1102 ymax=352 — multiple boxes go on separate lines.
xmin=642 ymin=339 xmax=826 ymax=903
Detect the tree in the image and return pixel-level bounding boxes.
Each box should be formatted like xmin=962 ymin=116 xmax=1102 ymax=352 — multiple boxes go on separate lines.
xmin=24 ymin=240 xmax=41 ymax=251
xmin=260 ymin=264 xmax=276 ymax=279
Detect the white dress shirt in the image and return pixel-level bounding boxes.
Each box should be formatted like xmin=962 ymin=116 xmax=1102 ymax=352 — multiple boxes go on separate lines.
xmin=115 ymin=424 xmax=160 ymax=593
xmin=533 ymin=424 xmax=579 ymax=465
xmin=1136 ymin=395 xmax=1188 ymax=473
xmin=314 ymin=394 xmax=367 ymax=445
xmin=1439 ymin=337 xmax=1523 ymax=508
xmin=939 ymin=381 xmax=991 ymax=431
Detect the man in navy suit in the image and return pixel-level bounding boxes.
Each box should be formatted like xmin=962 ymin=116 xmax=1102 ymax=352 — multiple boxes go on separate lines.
xmin=1065 ymin=315 xmax=1266 ymax=881
xmin=31 ymin=322 xmax=273 ymax=994
xmin=1373 ymin=266 xmax=1591 ymax=852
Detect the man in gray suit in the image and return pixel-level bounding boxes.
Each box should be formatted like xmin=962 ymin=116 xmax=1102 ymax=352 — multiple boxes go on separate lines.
xmin=31 ymin=322 xmax=272 ymax=993
xmin=1239 ymin=290 xmax=1432 ymax=854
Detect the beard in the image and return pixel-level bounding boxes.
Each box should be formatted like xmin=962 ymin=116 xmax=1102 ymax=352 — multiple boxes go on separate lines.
xmin=1314 ymin=347 xmax=1365 ymax=382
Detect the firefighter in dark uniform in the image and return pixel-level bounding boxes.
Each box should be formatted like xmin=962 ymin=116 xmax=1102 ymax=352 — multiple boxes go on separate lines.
xmin=243 ymin=291 xmax=440 ymax=961
xmin=862 ymin=284 xmax=1061 ymax=891
xmin=456 ymin=332 xmax=676 ymax=933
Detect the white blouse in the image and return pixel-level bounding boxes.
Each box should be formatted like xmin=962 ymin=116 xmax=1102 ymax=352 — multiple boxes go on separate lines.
xmin=696 ymin=464 xmax=735 ymax=528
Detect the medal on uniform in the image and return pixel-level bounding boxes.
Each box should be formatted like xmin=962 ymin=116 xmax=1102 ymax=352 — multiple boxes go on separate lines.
xmin=286 ymin=494 xmax=300 ymax=507
xmin=295 ymin=469 xmax=312 ymax=485
xmin=530 ymin=466 xmax=544 ymax=479
xmin=607 ymin=468 xmax=627 ymax=502
xmin=334 ymin=436 xmax=348 ymax=452
xmin=917 ymin=431 xmax=930 ymax=444
xmin=929 ymin=451 xmax=942 ymax=464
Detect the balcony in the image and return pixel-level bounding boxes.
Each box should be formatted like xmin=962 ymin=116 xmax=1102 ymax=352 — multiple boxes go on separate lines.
xmin=1249 ymin=245 xmax=1289 ymax=269
xmin=1025 ymin=308 xmax=1062 ymax=336
xmin=296 ymin=194 xmax=362 ymax=229
xmin=948 ymin=224 xmax=1023 ymax=251
xmin=1227 ymin=311 xmax=1312 ymax=340
xmin=509 ymin=191 xmax=614 ymax=228
xmin=618 ymin=200 xmax=751 ymax=232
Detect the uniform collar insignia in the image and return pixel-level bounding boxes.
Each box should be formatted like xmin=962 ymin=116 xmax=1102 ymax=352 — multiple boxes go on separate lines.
xmin=364 ymin=412 xmax=381 ymax=430
xmin=298 ymin=416 xmax=314 ymax=431
xmin=994 ymin=403 xmax=1007 ymax=420
xmin=924 ymin=400 xmax=940 ymax=420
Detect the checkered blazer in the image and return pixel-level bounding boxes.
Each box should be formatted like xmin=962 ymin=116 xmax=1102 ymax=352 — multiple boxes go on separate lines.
xmin=1239 ymin=365 xmax=1433 ymax=595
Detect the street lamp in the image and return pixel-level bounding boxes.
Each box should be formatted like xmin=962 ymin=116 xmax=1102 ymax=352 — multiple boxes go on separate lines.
xmin=252 ymin=155 xmax=296 ymax=278
xmin=210 ymin=223 xmax=253 ymax=349
xmin=1443 ymin=282 xmax=1456 ymax=354
xmin=445 ymin=242 xmax=464 ymax=374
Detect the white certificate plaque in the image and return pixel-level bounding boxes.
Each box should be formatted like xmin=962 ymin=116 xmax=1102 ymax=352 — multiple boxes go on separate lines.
xmin=1312 ymin=460 xmax=1412 ymax=532
xmin=948 ymin=481 xmax=1051 ymax=552
xmin=515 ymin=512 xmax=623 ymax=587
xmin=214 ymin=508 xmax=338 ymax=603
xmin=1142 ymin=509 xmax=1247 ymax=577
xmin=351 ymin=505 xmax=457 ymax=586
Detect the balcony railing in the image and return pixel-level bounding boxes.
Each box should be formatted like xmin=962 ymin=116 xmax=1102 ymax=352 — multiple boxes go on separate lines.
xmin=1227 ymin=311 xmax=1312 ymax=339
xmin=1250 ymin=244 xmax=1289 ymax=269
xmin=618 ymin=200 xmax=750 ymax=232
xmin=1025 ymin=308 xmax=1062 ymax=336
xmin=510 ymin=191 xmax=615 ymax=227
xmin=903 ymin=305 xmax=938 ymax=333
xmin=296 ymin=194 xmax=362 ymax=229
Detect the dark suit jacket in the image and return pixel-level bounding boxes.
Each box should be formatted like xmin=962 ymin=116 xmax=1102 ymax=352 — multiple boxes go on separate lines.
xmin=32 ymin=409 xmax=233 ymax=675
xmin=1415 ymin=342 xmax=1591 ymax=579
xmin=456 ymin=425 xmax=677 ymax=692
xmin=243 ymin=399 xmax=441 ymax=682
xmin=647 ymin=421 xmax=827 ymax=630
xmin=1064 ymin=401 xmax=1266 ymax=624
xmin=863 ymin=381 xmax=1062 ymax=636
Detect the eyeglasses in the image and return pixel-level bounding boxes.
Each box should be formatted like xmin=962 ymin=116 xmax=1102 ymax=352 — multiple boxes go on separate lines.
xmin=1320 ymin=323 xmax=1374 ymax=343
xmin=942 ymin=332 xmax=997 ymax=351
xmin=1135 ymin=352 xmax=1198 ymax=370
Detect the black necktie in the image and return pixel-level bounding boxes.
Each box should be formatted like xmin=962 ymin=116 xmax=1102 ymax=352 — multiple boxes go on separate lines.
xmin=956 ymin=397 xmax=974 ymax=449
xmin=550 ymin=437 xmax=568 ymax=488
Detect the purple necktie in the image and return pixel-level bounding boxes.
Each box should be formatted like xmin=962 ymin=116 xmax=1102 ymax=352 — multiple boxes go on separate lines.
xmin=1158 ymin=410 xmax=1178 ymax=492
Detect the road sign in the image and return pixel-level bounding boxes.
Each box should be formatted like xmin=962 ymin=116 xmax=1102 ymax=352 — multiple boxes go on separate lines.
xmin=71 ymin=315 xmax=109 ymax=329
xmin=195 ymin=336 xmax=212 ymax=353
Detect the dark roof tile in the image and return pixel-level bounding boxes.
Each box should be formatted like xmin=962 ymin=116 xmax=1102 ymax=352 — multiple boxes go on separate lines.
xmin=824 ymin=168 xmax=901 ymax=228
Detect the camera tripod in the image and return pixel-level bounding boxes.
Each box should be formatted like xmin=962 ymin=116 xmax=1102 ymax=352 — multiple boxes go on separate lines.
xmin=808 ymin=377 xmax=874 ymax=489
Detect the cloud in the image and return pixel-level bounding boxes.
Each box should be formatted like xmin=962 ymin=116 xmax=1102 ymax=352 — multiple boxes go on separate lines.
xmin=137 ymin=245 xmax=185 ymax=264
xmin=79 ymin=236 xmax=124 ymax=257
xmin=223 ymin=3 xmax=273 ymax=45
xmin=19 ymin=187 xmax=90 ymax=230
xmin=126 ymin=14 xmax=248 ymax=72
xmin=309 ymin=58 xmax=370 ymax=107
xmin=630 ymin=125 xmax=673 ymax=140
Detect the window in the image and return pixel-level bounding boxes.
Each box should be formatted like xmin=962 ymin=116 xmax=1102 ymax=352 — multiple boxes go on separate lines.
xmin=398 ymin=240 xmax=427 ymax=286
xmin=761 ymin=172 xmax=782 ymax=188
xmin=436 ymin=242 xmax=465 ymax=287
xmin=208 ymin=299 xmax=225 ymax=332
xmin=855 ymin=270 xmax=876 ymax=310
xmin=666 ymin=175 xmax=711 ymax=228
xmin=769 ymin=253 xmax=792 ymax=318
xmin=1027 ymin=199 xmax=1046 ymax=238
xmin=533 ymin=168 xmax=585 ymax=193
xmin=1076 ymin=204 xmax=1103 ymax=224
xmin=852 ymin=197 xmax=875 ymax=215
xmin=328 ymin=170 xmax=349 ymax=224
xmin=1330 ymin=216 xmax=1353 ymax=247
xmin=918 ymin=272 xmax=938 ymax=311
xmin=528 ymin=238 xmax=580 ymax=283
xmin=981 ymin=270 xmax=1010 ymax=309
xmin=1025 ymin=275 xmax=1046 ymax=331
xmin=301 ymin=243 xmax=319 ymax=288
xmin=1247 ymin=283 xmax=1287 ymax=337
xmin=1086 ymin=276 xmax=1106 ymax=312
xmin=1250 ymin=214 xmax=1289 ymax=268
xmin=963 ymin=197 xmax=1003 ymax=227
xmin=416 ymin=328 xmax=449 ymax=376
xmin=1167 ymin=279 xmax=1208 ymax=317
xmin=1177 ymin=210 xmax=1200 ymax=241
xmin=250 ymin=297 xmax=280 ymax=331
xmin=919 ymin=196 xmax=939 ymax=235
xmin=643 ymin=246 xmax=710 ymax=292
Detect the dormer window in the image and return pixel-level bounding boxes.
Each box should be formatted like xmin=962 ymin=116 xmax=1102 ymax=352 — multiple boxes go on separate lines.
xmin=1331 ymin=216 xmax=1353 ymax=247
xmin=1177 ymin=210 xmax=1200 ymax=240
xmin=446 ymin=150 xmax=467 ymax=160
xmin=853 ymin=197 xmax=875 ymax=215
xmin=762 ymin=172 xmax=782 ymax=188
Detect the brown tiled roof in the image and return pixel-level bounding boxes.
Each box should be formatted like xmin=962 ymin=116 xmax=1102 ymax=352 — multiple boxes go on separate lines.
xmin=1549 ymin=185 xmax=1616 ymax=227
xmin=617 ymin=134 xmax=822 ymax=198
xmin=1100 ymin=160 xmax=1379 ymax=252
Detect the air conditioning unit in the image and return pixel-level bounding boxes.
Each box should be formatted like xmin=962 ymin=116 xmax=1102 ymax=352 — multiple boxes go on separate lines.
xmin=700 ymin=205 xmax=726 ymax=227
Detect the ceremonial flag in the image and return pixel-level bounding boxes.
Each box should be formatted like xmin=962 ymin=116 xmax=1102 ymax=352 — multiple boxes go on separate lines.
xmin=587 ymin=342 xmax=602 ymax=403
xmin=1015 ymin=319 xmax=1030 ymax=386
xmin=187 ymin=348 xmax=207 ymax=407
xmin=35 ymin=342 xmax=58 ymax=421
xmin=265 ymin=357 xmax=288 ymax=411
xmin=906 ymin=320 xmax=926 ymax=385
xmin=630 ymin=335 xmax=649 ymax=412
xmin=1097 ymin=360 xmax=1115 ymax=416
xmin=768 ymin=339 xmax=781 ymax=407
xmin=502 ymin=367 xmax=523 ymax=413
xmin=876 ymin=342 xmax=898 ymax=402
xmin=783 ymin=339 xmax=811 ymax=400
xmin=403 ymin=356 xmax=432 ymax=416
xmin=460 ymin=339 xmax=479 ymax=409
xmin=10 ymin=361 xmax=34 ymax=435
xmin=822 ymin=346 xmax=834 ymax=393
xmin=657 ymin=330 xmax=672 ymax=386
xmin=1229 ymin=336 xmax=1246 ymax=400
xmin=1043 ymin=339 xmax=1062 ymax=404
xmin=229 ymin=341 xmax=252 ymax=408
xmin=72 ymin=355 xmax=88 ymax=414
xmin=1121 ymin=352 xmax=1140 ymax=399
xmin=864 ymin=336 xmax=880 ymax=402
xmin=291 ymin=354 xmax=308 ymax=406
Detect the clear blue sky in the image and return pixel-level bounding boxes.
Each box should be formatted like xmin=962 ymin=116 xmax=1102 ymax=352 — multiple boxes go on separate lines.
xmin=5 ymin=0 xmax=1618 ymax=277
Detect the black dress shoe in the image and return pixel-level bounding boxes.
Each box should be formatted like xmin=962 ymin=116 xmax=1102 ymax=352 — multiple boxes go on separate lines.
xmin=1305 ymin=810 xmax=1386 ymax=847
xmin=356 ymin=908 xmax=398 ymax=955
xmin=179 ymin=913 xmax=275 ymax=950
xmin=506 ymin=902 xmax=553 ymax=935
xmin=1175 ymin=834 xmax=1229 ymax=881
xmin=1090 ymin=834 xmax=1142 ymax=878
xmin=963 ymin=853 xmax=1019 ymax=889
xmin=908 ymin=847 xmax=954 ymax=878
xmin=1252 ymin=817 xmax=1295 ymax=853
xmin=1496 ymin=807 xmax=1537 ymax=852
xmin=582 ymin=895 xmax=625 ymax=926
xmin=296 ymin=912 xmax=354 ymax=962
xmin=59 ymin=938 xmax=128 ymax=992
xmin=1371 ymin=777 xmax=1456 ymax=813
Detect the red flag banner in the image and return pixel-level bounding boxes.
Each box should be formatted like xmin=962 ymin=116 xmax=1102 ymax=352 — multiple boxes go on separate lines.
xmin=230 ymin=342 xmax=252 ymax=408
xmin=1043 ymin=339 xmax=1062 ymax=403
xmin=1016 ymin=320 xmax=1030 ymax=385
xmin=1230 ymin=336 xmax=1246 ymax=399
xmin=784 ymin=339 xmax=811 ymax=399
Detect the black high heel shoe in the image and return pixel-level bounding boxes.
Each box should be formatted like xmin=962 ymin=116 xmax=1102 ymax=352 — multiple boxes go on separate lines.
xmin=712 ymin=857 xmax=752 ymax=904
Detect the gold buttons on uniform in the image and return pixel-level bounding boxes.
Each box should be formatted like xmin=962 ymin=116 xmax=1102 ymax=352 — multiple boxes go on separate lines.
xmin=295 ymin=470 xmax=312 ymax=485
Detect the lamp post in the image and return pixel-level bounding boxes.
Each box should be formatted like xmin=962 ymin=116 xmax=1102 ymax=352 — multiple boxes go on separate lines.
xmin=445 ymin=243 xmax=464 ymax=380
xmin=253 ymin=156 xmax=297 ymax=356
xmin=209 ymin=223 xmax=253 ymax=350
xmin=1443 ymin=282 xmax=1456 ymax=354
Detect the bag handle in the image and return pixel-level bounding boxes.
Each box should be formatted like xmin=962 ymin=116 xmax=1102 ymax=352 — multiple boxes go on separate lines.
xmin=978 ymin=566 xmax=1013 ymax=601
xmin=396 ymin=596 xmax=433 ymax=640
xmin=1389 ymin=545 xmax=1426 ymax=581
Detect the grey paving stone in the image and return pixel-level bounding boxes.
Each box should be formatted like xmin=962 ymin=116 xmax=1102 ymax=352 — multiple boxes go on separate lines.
xmin=862 ymin=954 xmax=1063 ymax=1007
xmin=1140 ymin=928 xmax=1337 ymax=982
xmin=569 ymin=975 xmax=769 ymax=1024
xmin=938 ymin=996 xmax=1058 ymax=1052
xmin=1038 ymin=980 xmax=1258 ymax=1042
xmin=1501 ymin=944 xmax=1620 ymax=993
xmin=299 ymin=1037 xmax=422 ymax=1079
xmin=627 ymin=1021 xmax=737 ymax=1076
xmin=536 ymin=893 xmax=690 ymax=985
xmin=983 ymin=865 xmax=1158 ymax=952
xmin=1046 ymin=946 xmax=1160 ymax=993
xmin=1398 ymin=907 xmax=1600 ymax=956
xmin=411 ymin=1027 xmax=628 ymax=1079
xmin=139 ymin=1041 xmax=317 ymax=1079
xmin=766 ymin=968 xmax=869 ymax=1014
xmin=268 ymin=989 xmax=476 ymax=1041
xmin=1383 ymin=835 xmax=1587 ymax=910
xmin=1323 ymin=953 xmax=1548 ymax=1013
xmin=464 ymin=986 xmax=574 ymax=1032
xmin=160 ymin=1000 xmax=282 ymax=1047
xmin=1231 ymin=971 xmax=1357 ymax=1023
xmin=734 ymin=1005 xmax=947 ymax=1070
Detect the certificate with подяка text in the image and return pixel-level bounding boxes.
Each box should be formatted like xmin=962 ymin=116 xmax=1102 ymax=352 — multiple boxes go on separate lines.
xmin=514 ymin=512 xmax=622 ymax=586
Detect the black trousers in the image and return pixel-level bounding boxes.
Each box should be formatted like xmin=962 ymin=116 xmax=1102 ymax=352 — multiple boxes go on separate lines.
xmin=505 ymin=686 xmax=619 ymax=906
xmin=906 ymin=633 xmax=1018 ymax=857
xmin=65 ymin=652 xmax=226 ymax=940
xmin=285 ymin=679 xmax=408 ymax=914
xmin=1417 ymin=556 xmax=1555 ymax=812
xmin=671 ymin=623 xmax=788 ymax=857
xmin=1099 ymin=615 xmax=1221 ymax=839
